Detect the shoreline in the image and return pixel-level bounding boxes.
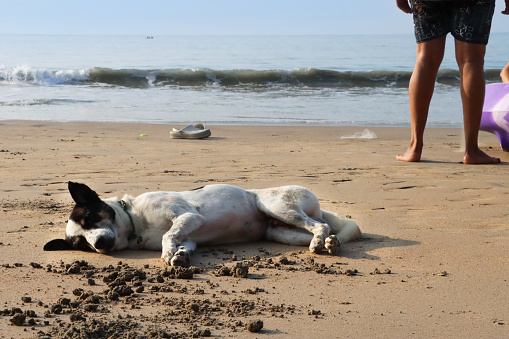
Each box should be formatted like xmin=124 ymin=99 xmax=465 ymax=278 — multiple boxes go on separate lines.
xmin=1 ymin=120 xmax=508 ymax=337
xmin=0 ymin=119 xmax=467 ymax=129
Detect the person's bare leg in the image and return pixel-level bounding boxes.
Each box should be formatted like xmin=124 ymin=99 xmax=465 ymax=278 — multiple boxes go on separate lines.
xmin=397 ymin=37 xmax=446 ymax=162
xmin=455 ymin=40 xmax=500 ymax=164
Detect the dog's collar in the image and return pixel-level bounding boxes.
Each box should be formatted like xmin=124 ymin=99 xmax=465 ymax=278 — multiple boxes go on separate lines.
xmin=119 ymin=200 xmax=142 ymax=244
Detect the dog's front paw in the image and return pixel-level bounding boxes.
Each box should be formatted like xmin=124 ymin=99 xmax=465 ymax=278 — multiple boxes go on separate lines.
xmin=309 ymin=236 xmax=325 ymax=253
xmin=169 ymin=247 xmax=191 ymax=267
xmin=325 ymin=235 xmax=341 ymax=255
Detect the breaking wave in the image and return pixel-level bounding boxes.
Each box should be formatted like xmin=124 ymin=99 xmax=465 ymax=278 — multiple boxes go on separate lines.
xmin=0 ymin=65 xmax=504 ymax=88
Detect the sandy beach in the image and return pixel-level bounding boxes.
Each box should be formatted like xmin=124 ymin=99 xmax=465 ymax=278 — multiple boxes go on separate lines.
xmin=1 ymin=120 xmax=508 ymax=338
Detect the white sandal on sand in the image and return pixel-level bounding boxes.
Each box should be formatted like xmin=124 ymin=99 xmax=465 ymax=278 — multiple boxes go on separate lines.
xmin=170 ymin=124 xmax=211 ymax=139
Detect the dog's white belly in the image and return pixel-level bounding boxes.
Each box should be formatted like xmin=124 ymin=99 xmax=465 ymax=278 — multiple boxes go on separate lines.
xmin=188 ymin=212 xmax=268 ymax=245
xmin=136 ymin=185 xmax=270 ymax=246
xmin=180 ymin=185 xmax=268 ymax=244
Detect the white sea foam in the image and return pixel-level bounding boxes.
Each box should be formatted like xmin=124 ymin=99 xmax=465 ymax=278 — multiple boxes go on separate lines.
xmin=341 ymin=129 xmax=377 ymax=139
xmin=146 ymin=71 xmax=159 ymax=86
xmin=205 ymin=71 xmax=221 ymax=84
xmin=0 ymin=65 xmax=90 ymax=85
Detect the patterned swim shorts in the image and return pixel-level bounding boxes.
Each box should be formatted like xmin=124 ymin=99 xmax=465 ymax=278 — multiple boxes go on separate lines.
xmin=411 ymin=0 xmax=496 ymax=44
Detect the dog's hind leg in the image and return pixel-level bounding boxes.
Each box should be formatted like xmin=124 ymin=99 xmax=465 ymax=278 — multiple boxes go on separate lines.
xmin=255 ymin=187 xmax=333 ymax=254
xmin=267 ymin=213 xmax=331 ymax=253
xmin=162 ymin=213 xmax=204 ymax=267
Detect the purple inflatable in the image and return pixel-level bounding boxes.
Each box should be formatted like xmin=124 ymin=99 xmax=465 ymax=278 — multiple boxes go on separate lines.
xmin=480 ymin=83 xmax=509 ymax=151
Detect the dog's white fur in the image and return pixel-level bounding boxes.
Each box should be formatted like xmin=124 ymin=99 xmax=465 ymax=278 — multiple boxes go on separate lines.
xmin=49 ymin=183 xmax=361 ymax=266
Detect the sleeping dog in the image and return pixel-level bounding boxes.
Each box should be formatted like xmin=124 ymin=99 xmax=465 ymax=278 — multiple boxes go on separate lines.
xmin=44 ymin=182 xmax=361 ymax=266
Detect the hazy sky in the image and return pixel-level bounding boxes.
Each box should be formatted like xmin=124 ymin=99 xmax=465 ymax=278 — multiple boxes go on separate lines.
xmin=2 ymin=0 xmax=508 ymax=36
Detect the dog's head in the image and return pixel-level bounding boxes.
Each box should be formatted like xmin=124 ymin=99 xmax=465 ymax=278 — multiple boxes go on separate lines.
xmin=44 ymin=182 xmax=119 ymax=253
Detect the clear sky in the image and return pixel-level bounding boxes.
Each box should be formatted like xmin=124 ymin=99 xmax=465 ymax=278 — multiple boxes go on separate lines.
xmin=1 ymin=0 xmax=508 ymax=36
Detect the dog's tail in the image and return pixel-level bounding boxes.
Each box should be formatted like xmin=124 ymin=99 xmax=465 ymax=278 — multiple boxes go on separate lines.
xmin=321 ymin=210 xmax=362 ymax=243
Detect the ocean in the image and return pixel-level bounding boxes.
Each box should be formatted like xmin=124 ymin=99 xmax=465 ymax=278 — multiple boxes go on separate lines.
xmin=1 ymin=33 xmax=508 ymax=127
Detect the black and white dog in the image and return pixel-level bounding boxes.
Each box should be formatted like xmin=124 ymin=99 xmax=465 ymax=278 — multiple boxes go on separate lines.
xmin=44 ymin=182 xmax=361 ymax=266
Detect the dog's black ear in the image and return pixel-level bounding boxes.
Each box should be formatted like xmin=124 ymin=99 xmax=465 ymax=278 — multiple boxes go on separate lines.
xmin=68 ymin=181 xmax=101 ymax=205
xmin=43 ymin=239 xmax=72 ymax=251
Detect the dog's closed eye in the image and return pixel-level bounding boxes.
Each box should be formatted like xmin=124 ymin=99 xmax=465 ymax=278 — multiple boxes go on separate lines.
xmin=70 ymin=235 xmax=94 ymax=251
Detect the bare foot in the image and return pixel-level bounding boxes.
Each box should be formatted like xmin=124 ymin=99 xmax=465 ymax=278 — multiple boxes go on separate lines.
xmin=396 ymin=150 xmax=422 ymax=162
xmin=463 ymin=149 xmax=501 ymax=164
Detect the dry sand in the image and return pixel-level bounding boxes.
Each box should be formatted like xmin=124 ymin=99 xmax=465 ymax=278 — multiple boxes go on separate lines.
xmin=0 ymin=120 xmax=508 ymax=338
